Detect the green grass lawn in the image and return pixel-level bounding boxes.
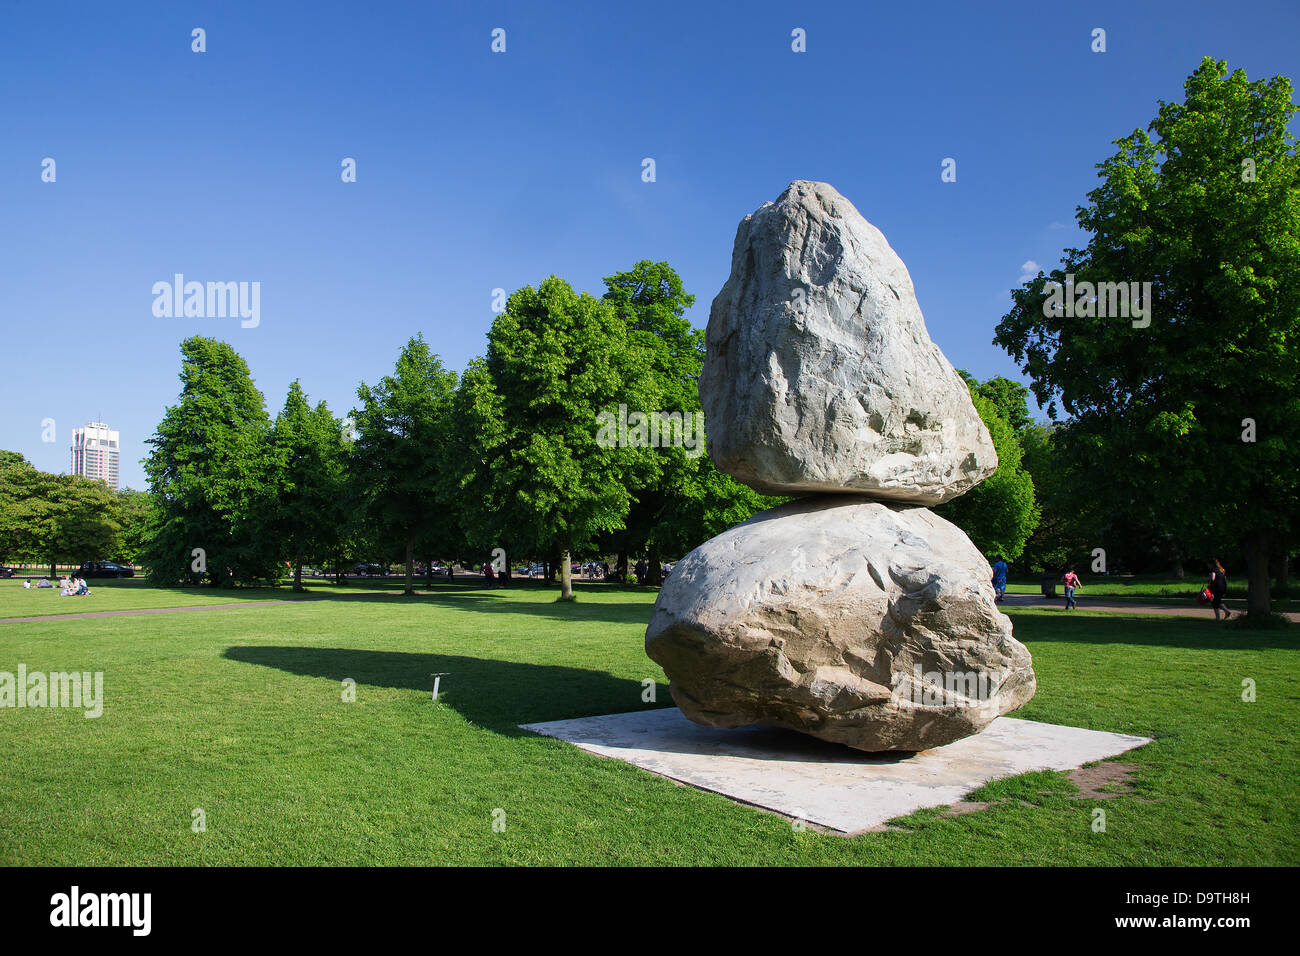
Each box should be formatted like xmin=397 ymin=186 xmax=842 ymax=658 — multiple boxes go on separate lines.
xmin=1006 ymin=572 xmax=1293 ymax=608
xmin=1 ymin=582 xmax=1295 ymax=865
xmin=0 ymin=577 xmax=312 ymax=618
xmin=0 ymin=575 xmax=515 ymax=619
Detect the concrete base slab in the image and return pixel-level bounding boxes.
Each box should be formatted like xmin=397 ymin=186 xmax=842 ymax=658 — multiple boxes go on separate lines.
xmin=520 ymin=708 xmax=1151 ymax=835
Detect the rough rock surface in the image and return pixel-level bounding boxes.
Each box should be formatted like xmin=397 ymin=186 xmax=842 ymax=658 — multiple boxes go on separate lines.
xmin=699 ymin=180 xmax=996 ymax=505
xmin=645 ymin=496 xmax=1036 ymax=752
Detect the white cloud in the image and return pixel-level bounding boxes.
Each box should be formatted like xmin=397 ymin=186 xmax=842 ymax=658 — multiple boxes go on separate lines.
xmin=1018 ymin=260 xmax=1041 ymax=284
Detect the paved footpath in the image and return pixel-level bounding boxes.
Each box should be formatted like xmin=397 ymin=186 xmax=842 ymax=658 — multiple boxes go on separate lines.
xmin=1001 ymin=592 xmax=1299 ymax=622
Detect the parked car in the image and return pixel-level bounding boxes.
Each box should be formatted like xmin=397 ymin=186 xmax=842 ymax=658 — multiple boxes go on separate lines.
xmin=79 ymin=561 xmax=135 ymax=578
xmin=352 ymin=563 xmax=391 ymax=577
xmin=0 ymin=567 xmax=16 ymax=578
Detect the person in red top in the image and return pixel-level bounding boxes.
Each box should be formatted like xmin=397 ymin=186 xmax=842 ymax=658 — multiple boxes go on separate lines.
xmin=1208 ymin=559 xmax=1231 ymax=620
xmin=1061 ymin=568 xmax=1081 ymax=610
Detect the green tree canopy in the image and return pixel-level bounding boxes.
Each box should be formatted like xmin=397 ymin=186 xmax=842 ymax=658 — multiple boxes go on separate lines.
xmin=457 ymin=276 xmax=660 ymax=598
xmin=352 ymin=335 xmax=460 ymax=595
xmin=0 ymin=452 xmax=121 ymax=577
xmin=994 ymin=57 xmax=1299 ymax=617
xmin=112 ymin=488 xmax=156 ymax=564
xmin=269 ymin=381 xmax=350 ymax=591
xmin=600 ymin=261 xmax=771 ymax=581
xmin=143 ymin=336 xmax=280 ymax=586
xmin=936 ymin=388 xmax=1038 ymax=562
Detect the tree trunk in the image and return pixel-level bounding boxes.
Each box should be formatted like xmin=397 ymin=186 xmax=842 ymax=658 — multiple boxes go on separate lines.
xmin=616 ymin=550 xmax=628 ymax=584
xmin=404 ymin=538 xmax=415 ymax=595
xmin=1171 ymin=556 xmax=1184 ymax=579
xmin=50 ymin=556 xmax=57 ymax=580
xmin=560 ymin=547 xmax=573 ymax=599
xmin=425 ymin=559 xmax=434 ymax=589
xmin=1242 ymin=527 xmax=1272 ymax=618
xmin=293 ymin=547 xmax=303 ymax=592
xmin=646 ymin=543 xmax=662 ymax=587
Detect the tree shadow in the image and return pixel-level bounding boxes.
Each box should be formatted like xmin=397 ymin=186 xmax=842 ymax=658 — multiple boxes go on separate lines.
xmin=222 ymin=646 xmax=669 ymax=736
xmin=411 ymin=590 xmax=654 ymax=625
xmin=108 ymin=579 xmax=658 ymax=624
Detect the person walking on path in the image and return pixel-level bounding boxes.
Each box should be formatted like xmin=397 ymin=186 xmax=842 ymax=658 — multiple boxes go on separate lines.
xmin=990 ymin=556 xmax=1009 ymax=602
xmin=1208 ymin=559 xmax=1231 ymax=620
xmin=1061 ymin=567 xmax=1081 ymax=610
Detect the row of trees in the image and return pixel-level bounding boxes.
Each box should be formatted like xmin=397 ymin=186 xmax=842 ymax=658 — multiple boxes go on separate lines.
xmin=7 ymin=60 xmax=1290 ymax=621
xmin=0 ymin=451 xmax=152 ymax=577
xmin=139 ymin=262 xmax=773 ymax=598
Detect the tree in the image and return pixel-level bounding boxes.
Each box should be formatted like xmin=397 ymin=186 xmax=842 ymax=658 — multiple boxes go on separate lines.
xmin=959 ymin=373 xmax=1034 ymax=434
xmin=994 ymin=58 xmax=1300 ymax=618
xmin=268 ymin=381 xmax=349 ymax=592
xmin=143 ymin=337 xmax=281 ymax=586
xmin=0 ymin=453 xmax=120 ymax=576
xmin=113 ymin=488 xmax=157 ymax=565
xmin=457 ymin=276 xmax=660 ymax=599
xmin=600 ymin=261 xmax=771 ymax=582
xmin=352 ymin=335 xmax=460 ymax=596
xmin=936 ymin=384 xmax=1038 ymax=562
xmin=1015 ymin=422 xmax=1091 ymax=573
xmin=0 ymin=451 xmax=35 ymax=562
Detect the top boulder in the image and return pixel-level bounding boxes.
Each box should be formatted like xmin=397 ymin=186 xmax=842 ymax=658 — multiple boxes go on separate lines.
xmin=699 ymin=181 xmax=996 ymax=505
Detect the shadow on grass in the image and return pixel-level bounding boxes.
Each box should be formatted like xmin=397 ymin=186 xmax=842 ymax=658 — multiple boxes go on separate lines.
xmin=99 ymin=578 xmax=657 ymax=624
xmin=223 ymin=645 xmax=669 ymax=736
xmin=219 ymin=645 xmax=916 ymax=763
xmin=1007 ymin=610 xmax=1296 ymax=651
xmin=412 ymin=590 xmax=653 ymax=624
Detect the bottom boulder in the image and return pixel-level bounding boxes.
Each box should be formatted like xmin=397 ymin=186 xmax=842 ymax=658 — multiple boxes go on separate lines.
xmin=645 ymin=495 xmax=1036 ymax=751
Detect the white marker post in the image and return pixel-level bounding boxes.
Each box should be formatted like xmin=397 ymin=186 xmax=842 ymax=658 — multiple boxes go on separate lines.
xmin=430 ymin=672 xmax=449 ymax=703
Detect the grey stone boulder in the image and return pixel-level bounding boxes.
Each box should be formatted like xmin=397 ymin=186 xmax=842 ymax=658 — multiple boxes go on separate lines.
xmin=645 ymin=496 xmax=1036 ymax=752
xmin=700 ymin=180 xmax=997 ymax=505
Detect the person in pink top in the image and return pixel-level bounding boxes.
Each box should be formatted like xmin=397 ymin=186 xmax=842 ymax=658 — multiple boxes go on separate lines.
xmin=1061 ymin=568 xmax=1081 ymax=610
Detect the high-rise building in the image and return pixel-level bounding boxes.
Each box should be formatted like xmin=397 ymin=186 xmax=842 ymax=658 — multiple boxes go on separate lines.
xmin=71 ymin=422 xmax=120 ymax=490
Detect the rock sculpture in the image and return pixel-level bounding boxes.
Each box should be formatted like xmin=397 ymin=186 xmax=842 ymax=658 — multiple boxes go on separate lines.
xmin=646 ymin=181 xmax=1035 ymax=751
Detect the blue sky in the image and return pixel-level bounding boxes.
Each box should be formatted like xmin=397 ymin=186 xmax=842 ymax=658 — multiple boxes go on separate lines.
xmin=2 ymin=0 xmax=1297 ymax=489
